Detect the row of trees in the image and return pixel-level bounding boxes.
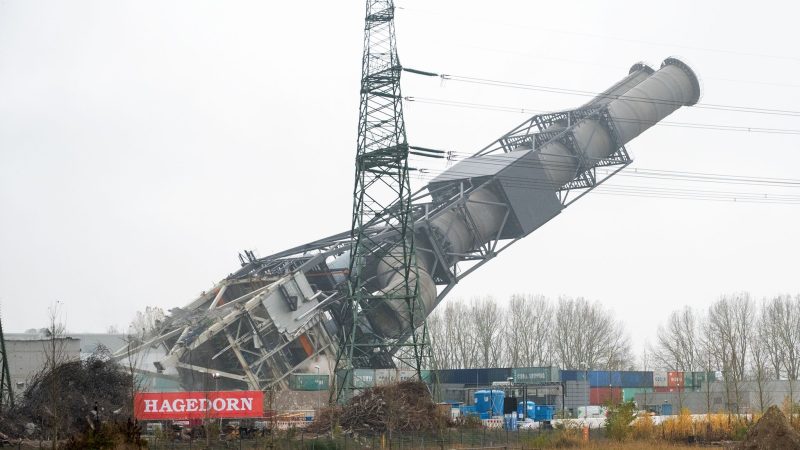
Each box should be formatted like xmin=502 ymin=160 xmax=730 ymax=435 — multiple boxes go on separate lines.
xmin=426 ymin=294 xmax=632 ymax=370
xmin=652 ymin=293 xmax=800 ymax=379
xmin=427 ymin=292 xmax=800 ymax=378
xmin=650 ymin=292 xmax=800 ymax=412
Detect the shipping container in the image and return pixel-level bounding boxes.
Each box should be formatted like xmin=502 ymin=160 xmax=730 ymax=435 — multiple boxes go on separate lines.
xmin=621 ymin=387 xmax=653 ymax=402
xmin=353 ymin=369 xmax=375 ymax=388
xmin=374 ymin=369 xmax=396 ymax=385
xmin=512 ymin=366 xmax=559 ymax=384
xmin=289 ymin=373 xmax=330 ymax=391
xmin=588 ymin=371 xmax=624 ymax=387
xmin=398 ymin=369 xmax=416 ymax=382
xmin=653 ymin=370 xmax=668 ymax=387
xmin=589 ymin=370 xmax=610 ymax=387
xmin=667 ymin=371 xmax=685 ymax=388
xmin=620 ymin=371 xmax=653 ymax=388
xmin=589 ymin=387 xmax=622 ymax=405
xmin=560 ymin=370 xmax=588 ymax=382
xmin=654 ymin=386 xmax=683 ymax=393
xmin=689 ymin=371 xmax=716 ymax=387
xmin=437 ymin=368 xmax=512 ymax=385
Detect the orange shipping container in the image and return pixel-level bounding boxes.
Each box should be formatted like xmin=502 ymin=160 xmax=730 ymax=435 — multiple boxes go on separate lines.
xmin=589 ymin=387 xmax=623 ymax=405
xmin=667 ymin=371 xmax=684 ymax=388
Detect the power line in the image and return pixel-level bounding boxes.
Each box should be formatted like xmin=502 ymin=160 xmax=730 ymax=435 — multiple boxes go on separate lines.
xmin=433 ymin=74 xmax=800 ymax=117
xmin=406 ymin=96 xmax=800 ymax=135
xmin=396 ymin=5 xmax=800 ymax=64
xmin=404 ymin=151 xmax=800 ymax=205
xmin=412 ymin=152 xmax=800 ymax=188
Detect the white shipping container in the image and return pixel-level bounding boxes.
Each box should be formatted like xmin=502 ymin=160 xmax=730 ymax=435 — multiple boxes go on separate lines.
xmin=375 ymin=369 xmax=397 ymax=385
xmin=653 ymin=370 xmax=668 ymax=387
xmin=398 ymin=369 xmax=417 ymax=381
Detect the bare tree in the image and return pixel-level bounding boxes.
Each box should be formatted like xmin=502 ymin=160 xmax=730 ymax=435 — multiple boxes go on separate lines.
xmin=470 ymin=296 xmax=503 ymax=368
xmin=750 ymin=318 xmax=772 ymax=413
xmin=760 ymin=297 xmax=787 ymax=381
xmin=653 ymin=306 xmax=698 ymax=371
xmin=761 ymin=294 xmax=800 ymax=421
xmin=503 ymin=294 xmax=552 ymax=367
xmin=43 ymin=302 xmax=68 ymax=449
xmin=127 ymin=306 xmax=166 ymax=339
xmin=702 ymin=293 xmax=755 ymax=413
xmin=429 ymin=299 xmax=479 ymax=369
xmin=551 ymin=296 xmax=631 ymax=370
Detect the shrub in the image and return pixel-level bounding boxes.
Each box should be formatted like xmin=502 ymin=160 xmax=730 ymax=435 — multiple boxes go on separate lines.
xmin=605 ymin=401 xmax=636 ymax=441
xmin=631 ymin=412 xmax=655 ymax=440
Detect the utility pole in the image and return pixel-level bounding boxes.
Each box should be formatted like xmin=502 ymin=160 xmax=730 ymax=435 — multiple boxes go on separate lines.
xmin=0 ymin=312 xmax=13 ymax=411
xmin=332 ymin=0 xmax=433 ymax=402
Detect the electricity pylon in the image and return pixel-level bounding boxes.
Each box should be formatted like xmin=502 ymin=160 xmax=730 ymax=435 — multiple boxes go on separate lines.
xmin=332 ymin=0 xmax=433 ymax=402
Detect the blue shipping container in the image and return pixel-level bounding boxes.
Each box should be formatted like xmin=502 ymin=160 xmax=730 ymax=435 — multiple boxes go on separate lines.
xmin=459 ymin=405 xmax=478 ymax=417
xmin=589 ymin=371 xmax=610 ymax=387
xmin=534 ymin=405 xmax=555 ymax=421
xmin=560 ymin=370 xmax=588 ymax=382
xmin=621 ymin=371 xmax=654 ymax=388
xmin=438 ymin=368 xmax=513 ymax=385
xmin=589 ymin=371 xmax=624 ymax=387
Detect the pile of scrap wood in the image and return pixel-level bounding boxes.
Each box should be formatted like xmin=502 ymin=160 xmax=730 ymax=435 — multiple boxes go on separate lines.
xmin=308 ymin=380 xmax=448 ymax=434
xmin=0 ymin=349 xmax=132 ymax=439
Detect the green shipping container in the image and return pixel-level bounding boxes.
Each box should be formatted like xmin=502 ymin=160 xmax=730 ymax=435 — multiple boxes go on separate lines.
xmin=512 ymin=367 xmax=559 ymax=384
xmin=690 ymin=371 xmax=716 ymax=387
xmin=289 ymin=373 xmax=330 ymax=391
xmin=622 ymin=387 xmax=653 ymax=402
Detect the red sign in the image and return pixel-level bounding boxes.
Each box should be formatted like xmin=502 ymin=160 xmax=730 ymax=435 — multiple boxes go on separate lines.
xmin=134 ymin=391 xmax=264 ymax=420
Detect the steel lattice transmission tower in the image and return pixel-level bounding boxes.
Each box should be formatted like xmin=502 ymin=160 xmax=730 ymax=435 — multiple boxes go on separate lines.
xmin=0 ymin=314 xmax=13 ymax=412
xmin=333 ymin=0 xmax=433 ymax=401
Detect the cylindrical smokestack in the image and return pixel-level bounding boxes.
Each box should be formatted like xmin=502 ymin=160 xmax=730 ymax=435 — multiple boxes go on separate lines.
xmin=363 ymin=58 xmax=700 ymax=338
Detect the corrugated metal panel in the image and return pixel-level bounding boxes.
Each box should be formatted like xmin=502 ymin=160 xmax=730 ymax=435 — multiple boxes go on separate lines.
xmin=289 ymin=374 xmax=330 ymax=391
xmin=434 ymin=368 xmax=512 ymax=385
xmin=560 ymin=370 xmax=588 ymax=382
xmin=512 ymin=366 xmax=558 ymax=384
xmin=690 ymin=371 xmax=716 ymax=387
xmin=589 ymin=387 xmax=622 ymax=405
xmin=353 ymin=369 xmax=375 ymax=388
xmin=653 ymin=370 xmax=668 ymax=387
xmin=589 ymin=371 xmax=610 ymax=387
xmin=620 ymin=371 xmax=653 ymax=388
xmin=398 ymin=369 xmax=416 ymax=381
xmin=622 ymin=387 xmax=653 ymax=402
xmin=667 ymin=371 xmax=684 ymax=388
xmin=654 ymin=386 xmax=683 ymax=393
xmin=375 ymin=369 xmax=396 ymax=385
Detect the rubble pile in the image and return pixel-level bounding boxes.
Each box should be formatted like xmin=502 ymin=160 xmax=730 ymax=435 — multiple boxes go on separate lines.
xmin=308 ymin=380 xmax=447 ymax=434
xmin=0 ymin=349 xmax=132 ymax=440
xmin=737 ymin=406 xmax=800 ymax=450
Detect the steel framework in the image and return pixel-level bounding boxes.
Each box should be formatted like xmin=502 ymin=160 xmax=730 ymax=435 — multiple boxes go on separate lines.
xmin=113 ymin=58 xmax=700 ymax=401
xmin=332 ymin=0 xmax=432 ymax=402
xmin=0 ymin=314 xmax=13 ymax=411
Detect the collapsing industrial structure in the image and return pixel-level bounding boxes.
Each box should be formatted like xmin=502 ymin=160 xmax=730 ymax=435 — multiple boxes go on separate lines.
xmin=115 ymin=57 xmax=700 ymax=394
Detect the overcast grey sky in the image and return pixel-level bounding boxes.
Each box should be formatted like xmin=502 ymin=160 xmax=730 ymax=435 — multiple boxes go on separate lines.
xmin=1 ymin=0 xmax=798 ymax=354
